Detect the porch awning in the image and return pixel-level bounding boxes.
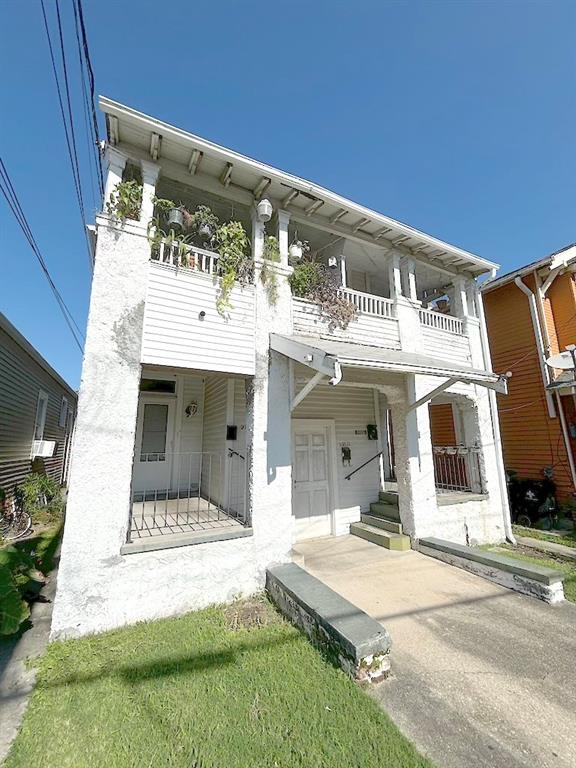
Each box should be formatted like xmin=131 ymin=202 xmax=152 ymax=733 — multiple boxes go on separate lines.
xmin=547 ymin=371 xmax=576 ymax=393
xmin=270 ymin=334 xmax=508 ymax=396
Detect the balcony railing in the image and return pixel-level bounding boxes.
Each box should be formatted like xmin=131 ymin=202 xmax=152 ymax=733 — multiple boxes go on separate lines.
xmin=339 ymin=287 xmax=395 ymax=318
xmin=433 ymin=445 xmax=483 ymax=493
xmin=128 ymin=451 xmax=247 ymax=541
xmin=151 ymin=239 xmax=220 ymax=275
xmin=419 ymin=307 xmax=463 ymax=335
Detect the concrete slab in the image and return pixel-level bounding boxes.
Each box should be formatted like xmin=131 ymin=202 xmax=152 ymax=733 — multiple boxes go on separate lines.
xmin=293 ymin=535 xmax=576 ymax=768
xmin=0 ymin=563 xmax=57 ymax=762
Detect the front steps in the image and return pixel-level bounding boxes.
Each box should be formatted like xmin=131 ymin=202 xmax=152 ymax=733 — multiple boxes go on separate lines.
xmin=350 ymin=489 xmax=411 ymax=551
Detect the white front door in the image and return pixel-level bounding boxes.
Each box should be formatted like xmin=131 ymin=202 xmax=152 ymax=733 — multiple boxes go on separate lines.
xmin=292 ymin=421 xmax=334 ymax=540
xmin=132 ymin=396 xmax=176 ymax=494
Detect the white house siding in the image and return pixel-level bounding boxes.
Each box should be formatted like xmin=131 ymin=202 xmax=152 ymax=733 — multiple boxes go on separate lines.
xmin=200 ymin=376 xmax=228 ymax=505
xmin=0 ymin=321 xmax=76 ymax=502
xmin=141 ymin=263 xmax=256 ymax=375
xmin=421 ymin=326 xmax=472 ymax=366
xmin=292 ymin=298 xmax=400 ymax=349
xmin=292 ymin=383 xmax=380 ymax=535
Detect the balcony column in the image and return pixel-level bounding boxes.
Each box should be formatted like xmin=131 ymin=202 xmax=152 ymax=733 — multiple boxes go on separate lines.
xmin=387 ymin=377 xmax=439 ymax=540
xmin=140 ymin=160 xmax=161 ymax=225
xmin=277 ymin=209 xmax=290 ymax=267
xmin=451 ymin=275 xmax=469 ymax=318
xmin=103 ymin=147 xmax=127 ymax=209
xmin=388 ymin=252 xmax=403 ymax=300
xmin=245 ymin=204 xmax=294 ymax=564
xmin=401 ymin=257 xmax=418 ymax=302
xmin=391 ymin=252 xmax=422 ymax=353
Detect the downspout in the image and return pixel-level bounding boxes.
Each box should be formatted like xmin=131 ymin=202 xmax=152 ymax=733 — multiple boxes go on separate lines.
xmin=514 ymin=276 xmax=556 ymax=418
xmin=476 ymin=291 xmax=515 ymax=543
xmin=533 ymin=274 xmax=576 ymax=489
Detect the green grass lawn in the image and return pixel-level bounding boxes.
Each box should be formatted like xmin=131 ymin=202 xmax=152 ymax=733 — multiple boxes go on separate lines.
xmin=512 ymin=524 xmax=576 ymax=549
xmin=487 ymin=544 xmax=576 ymax=603
xmin=5 ymin=598 xmax=432 ymax=768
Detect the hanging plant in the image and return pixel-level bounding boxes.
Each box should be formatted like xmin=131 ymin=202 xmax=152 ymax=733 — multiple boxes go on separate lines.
xmin=148 ymin=196 xmax=192 ymax=264
xmin=187 ymin=205 xmax=220 ymax=244
xmin=289 ymin=257 xmax=357 ymax=330
xmin=260 ymin=235 xmax=280 ymax=305
xmin=213 ymin=220 xmax=251 ymax=315
xmin=106 ymin=180 xmax=142 ymax=220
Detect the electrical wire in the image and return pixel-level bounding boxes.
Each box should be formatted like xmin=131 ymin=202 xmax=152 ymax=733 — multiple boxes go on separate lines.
xmin=0 ymin=156 xmax=85 ymax=352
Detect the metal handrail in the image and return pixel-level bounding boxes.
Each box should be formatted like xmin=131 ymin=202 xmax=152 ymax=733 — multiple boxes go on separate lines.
xmin=344 ymin=451 xmax=382 ymax=481
xmin=228 ymin=449 xmax=245 ymax=461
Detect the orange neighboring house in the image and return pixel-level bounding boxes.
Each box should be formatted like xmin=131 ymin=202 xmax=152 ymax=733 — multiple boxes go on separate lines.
xmin=481 ymin=244 xmax=576 ymax=503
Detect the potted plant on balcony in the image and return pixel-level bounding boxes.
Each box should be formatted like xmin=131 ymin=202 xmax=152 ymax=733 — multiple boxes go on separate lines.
xmin=106 ymin=180 xmax=143 ymax=221
xmin=289 ymin=257 xmax=357 ymax=330
xmin=213 ymin=220 xmax=251 ymax=315
xmin=288 ymin=235 xmax=310 ymax=261
xmin=260 ymin=235 xmax=281 ymax=305
xmin=187 ymin=205 xmax=220 ymax=244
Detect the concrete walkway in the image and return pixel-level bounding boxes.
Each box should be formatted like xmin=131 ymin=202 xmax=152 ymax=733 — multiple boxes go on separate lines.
xmin=0 ymin=564 xmax=57 ymax=762
xmin=293 ymin=535 xmax=576 ymax=768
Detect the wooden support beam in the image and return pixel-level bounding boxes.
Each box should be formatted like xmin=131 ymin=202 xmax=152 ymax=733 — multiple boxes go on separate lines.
xmin=291 ymin=372 xmax=325 ymax=411
xmin=108 ymin=115 xmax=119 ymax=146
xmin=330 ymin=208 xmax=347 ymax=224
xmin=407 ymin=378 xmax=458 ymax=411
xmin=253 ymin=176 xmax=271 ymax=198
xmin=188 ymin=149 xmax=202 ymax=175
xmin=220 ymin=162 xmax=233 ymax=187
xmin=305 ymin=199 xmax=324 ymax=216
xmin=282 ymin=188 xmax=298 ymax=207
xmin=353 ymin=216 xmax=371 ymax=232
xmin=149 ymin=132 xmax=161 ymax=161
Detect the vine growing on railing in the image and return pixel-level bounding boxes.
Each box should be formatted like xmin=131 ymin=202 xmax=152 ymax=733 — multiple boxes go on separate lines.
xmin=289 ymin=257 xmax=357 ymax=330
xmin=212 ymin=220 xmax=252 ymax=315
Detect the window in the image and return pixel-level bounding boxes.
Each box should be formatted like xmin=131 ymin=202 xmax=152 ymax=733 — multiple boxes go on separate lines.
xmin=139 ymin=378 xmax=176 ymax=394
xmin=34 ymin=391 xmax=49 ymax=441
xmin=59 ymin=396 xmax=68 ymax=428
xmin=140 ymin=403 xmax=169 ymax=461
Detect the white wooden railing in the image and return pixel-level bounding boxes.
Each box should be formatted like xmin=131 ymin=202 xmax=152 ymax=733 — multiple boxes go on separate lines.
xmin=418 ymin=307 xmax=464 ymax=335
xmin=339 ymin=287 xmax=395 ymax=318
xmin=151 ymin=239 xmax=220 ymax=275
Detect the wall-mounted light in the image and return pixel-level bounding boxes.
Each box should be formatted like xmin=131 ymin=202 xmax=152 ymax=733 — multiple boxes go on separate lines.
xmin=185 ymin=401 xmax=198 ymax=418
xmin=198 ymin=310 xmax=206 ymax=321
xmin=257 ymin=198 xmax=273 ymax=222
xmin=327 ymin=255 xmax=338 ymax=269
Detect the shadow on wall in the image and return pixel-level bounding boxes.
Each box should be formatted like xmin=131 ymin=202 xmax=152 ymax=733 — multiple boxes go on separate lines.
xmin=265 ymin=350 xmax=292 ymax=487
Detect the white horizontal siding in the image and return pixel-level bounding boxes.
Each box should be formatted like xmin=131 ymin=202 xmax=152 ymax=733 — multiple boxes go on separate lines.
xmin=142 ymin=263 xmax=255 ymax=375
xmin=292 ymin=383 xmax=380 ymax=535
xmin=421 ymin=327 xmax=472 ymax=366
xmin=292 ymin=298 xmax=400 ymax=349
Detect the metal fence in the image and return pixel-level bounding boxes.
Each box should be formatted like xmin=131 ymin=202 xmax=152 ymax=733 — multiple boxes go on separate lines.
xmin=128 ymin=450 xmax=247 ymax=541
xmin=433 ymin=445 xmax=483 ymax=493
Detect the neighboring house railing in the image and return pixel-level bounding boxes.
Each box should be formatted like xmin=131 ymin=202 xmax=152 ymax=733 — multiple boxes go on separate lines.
xmin=151 ymin=239 xmax=220 ymax=275
xmin=128 ymin=451 xmax=247 ymax=541
xmin=433 ymin=445 xmax=483 ymax=493
xmin=338 ymin=288 xmax=395 ymax=318
xmin=418 ymin=307 xmax=464 ymax=335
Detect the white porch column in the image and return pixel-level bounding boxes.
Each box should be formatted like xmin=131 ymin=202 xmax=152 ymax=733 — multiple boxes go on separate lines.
xmin=246 ymin=203 xmax=294 ymax=562
xmin=388 ymin=252 xmax=403 ymax=300
xmin=277 ymin=209 xmax=290 ymax=267
xmin=451 ymin=275 xmax=469 ymax=318
xmin=401 ymin=257 xmax=418 ymax=302
xmin=389 ymin=376 xmax=439 ymax=539
xmin=104 ymin=147 xmax=127 ymax=209
xmin=140 ymin=160 xmax=161 ymax=225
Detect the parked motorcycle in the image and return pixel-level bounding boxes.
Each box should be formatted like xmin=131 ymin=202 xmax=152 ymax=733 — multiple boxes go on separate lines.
xmin=506 ymin=468 xmax=557 ymax=529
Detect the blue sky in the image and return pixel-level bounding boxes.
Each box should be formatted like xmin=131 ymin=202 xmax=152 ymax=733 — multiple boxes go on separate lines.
xmin=1 ymin=0 xmax=574 ymax=389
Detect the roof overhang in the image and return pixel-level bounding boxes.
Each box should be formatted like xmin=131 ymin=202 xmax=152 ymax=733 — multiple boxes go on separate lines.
xmin=547 ymin=371 xmax=576 ymax=395
xmin=482 ymin=244 xmax=576 ymax=294
xmin=100 ymin=96 xmax=499 ymax=279
xmin=271 ymin=334 xmax=508 ymax=401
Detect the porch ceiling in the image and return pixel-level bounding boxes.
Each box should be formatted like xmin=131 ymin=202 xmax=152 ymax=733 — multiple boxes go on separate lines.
xmin=271 ymin=334 xmax=508 ymax=395
xmin=101 ymin=97 xmax=498 ymax=279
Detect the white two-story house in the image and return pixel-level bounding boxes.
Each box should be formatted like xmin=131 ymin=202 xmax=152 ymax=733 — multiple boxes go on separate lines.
xmin=52 ymin=98 xmax=511 ymax=638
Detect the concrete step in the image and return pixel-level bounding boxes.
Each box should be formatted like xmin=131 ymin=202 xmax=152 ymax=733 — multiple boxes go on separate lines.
xmin=370 ymin=501 xmax=401 ymax=522
xmin=360 ymin=514 xmax=403 ymax=534
xmin=379 ymin=490 xmax=399 ymax=505
xmin=350 ymin=522 xmax=411 ymax=551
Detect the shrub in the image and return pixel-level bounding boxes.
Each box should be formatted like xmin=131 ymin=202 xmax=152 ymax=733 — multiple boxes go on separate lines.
xmin=105 ymin=180 xmax=143 ymax=220
xmin=15 ymin=473 xmax=63 ymax=525
xmin=0 ymin=546 xmax=45 ymax=635
xmin=290 ymin=259 xmax=357 ymax=330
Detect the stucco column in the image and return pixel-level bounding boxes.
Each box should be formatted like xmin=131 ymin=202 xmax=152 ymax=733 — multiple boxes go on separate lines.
xmin=104 ymin=147 xmax=127 ymax=208
xmin=451 ymin=275 xmax=469 ymax=318
xmin=51 ymin=215 xmax=151 ymax=637
xmin=390 ymin=375 xmax=439 ymax=539
xmin=401 ymin=257 xmax=418 ymax=302
xmin=246 ymin=205 xmax=294 ymax=561
xmin=140 ymin=160 xmax=161 ymax=225
xmin=388 ymin=252 xmax=403 ymax=301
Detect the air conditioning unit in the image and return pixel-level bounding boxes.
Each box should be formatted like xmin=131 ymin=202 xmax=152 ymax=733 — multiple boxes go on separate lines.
xmin=32 ymin=440 xmax=57 ymax=458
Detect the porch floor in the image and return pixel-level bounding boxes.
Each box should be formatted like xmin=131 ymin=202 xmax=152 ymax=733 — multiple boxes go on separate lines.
xmin=129 ymin=495 xmax=244 ymax=539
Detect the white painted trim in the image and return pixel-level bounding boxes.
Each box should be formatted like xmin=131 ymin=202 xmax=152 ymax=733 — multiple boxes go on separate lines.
xmin=291 ymin=372 xmax=325 ymax=411
xmin=291 ymin=418 xmax=340 ymax=536
xmin=33 ymin=390 xmax=49 ymax=443
xmin=555 ymin=392 xmax=576 ymax=490
xmin=408 ymin=378 xmax=459 ymax=412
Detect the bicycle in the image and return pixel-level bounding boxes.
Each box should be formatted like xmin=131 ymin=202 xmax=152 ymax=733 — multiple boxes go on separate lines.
xmin=0 ymin=487 xmax=32 ymax=540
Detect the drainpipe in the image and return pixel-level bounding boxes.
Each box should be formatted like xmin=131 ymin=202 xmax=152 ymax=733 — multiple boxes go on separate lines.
xmin=533 ymin=272 xmax=576 ymax=490
xmin=514 ymin=276 xmax=556 ymax=418
xmin=476 ymin=290 xmax=515 ymax=544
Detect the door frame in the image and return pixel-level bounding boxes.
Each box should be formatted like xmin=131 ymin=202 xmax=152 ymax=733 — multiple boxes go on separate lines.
xmin=291 ymin=418 xmax=340 ymax=537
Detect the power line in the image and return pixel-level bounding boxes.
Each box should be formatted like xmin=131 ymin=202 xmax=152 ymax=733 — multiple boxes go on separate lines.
xmin=40 ymin=0 xmax=94 ymax=270
xmin=0 ymin=156 xmax=85 ymax=352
